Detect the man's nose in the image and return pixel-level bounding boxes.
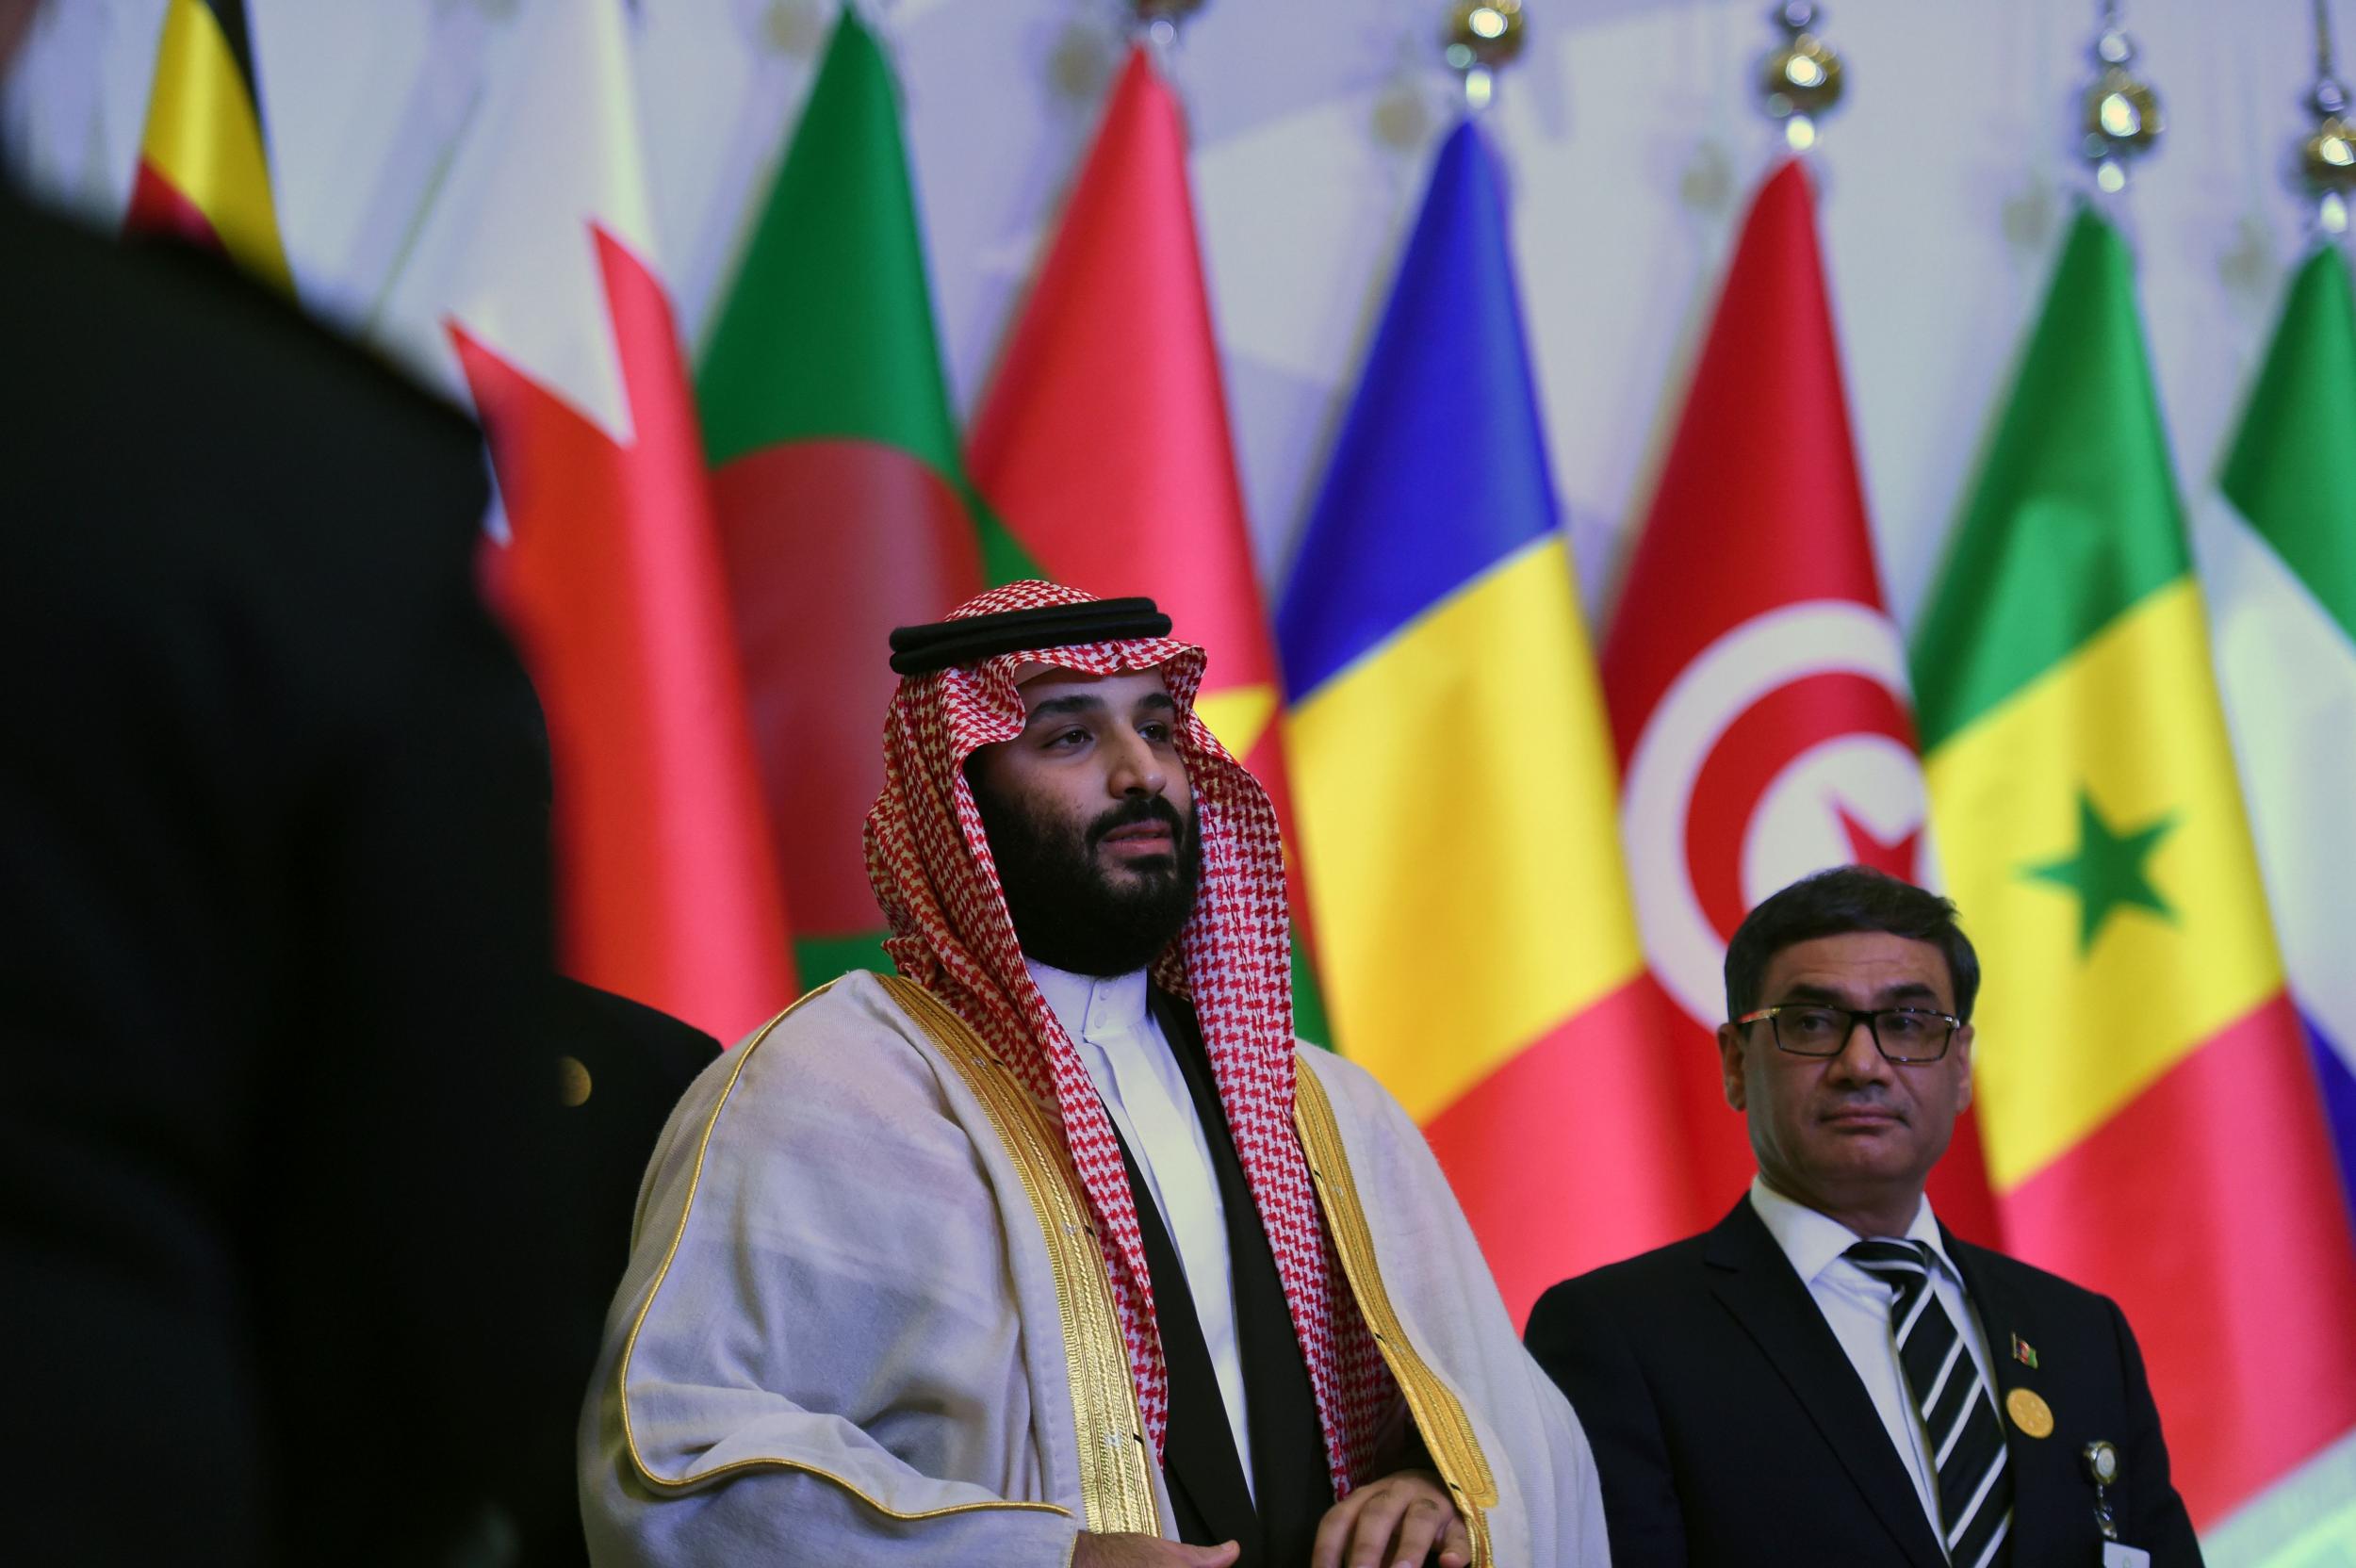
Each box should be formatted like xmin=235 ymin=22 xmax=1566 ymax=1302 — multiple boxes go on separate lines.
xmin=1104 ymin=729 xmax=1168 ymax=798
xmin=1826 ymin=1015 xmax=1893 ymax=1082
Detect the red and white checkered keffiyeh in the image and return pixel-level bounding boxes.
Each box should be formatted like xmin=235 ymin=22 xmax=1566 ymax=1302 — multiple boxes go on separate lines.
xmin=863 ymin=580 xmax=1394 ymax=1495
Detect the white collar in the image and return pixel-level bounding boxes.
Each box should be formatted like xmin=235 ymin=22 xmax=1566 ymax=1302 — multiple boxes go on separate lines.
xmin=1749 ymin=1175 xmax=1955 ymax=1286
xmin=1025 ymin=958 xmax=1152 ymax=1043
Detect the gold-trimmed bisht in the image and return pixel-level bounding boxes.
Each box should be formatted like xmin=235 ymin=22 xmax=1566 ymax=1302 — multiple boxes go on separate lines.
xmin=1295 ymin=1064 xmax=1499 ymax=1568
xmin=619 ymin=974 xmax=1497 ymax=1558
xmin=878 ymin=974 xmax=1164 ymax=1536
xmin=614 ymin=980 xmax=1079 ymax=1526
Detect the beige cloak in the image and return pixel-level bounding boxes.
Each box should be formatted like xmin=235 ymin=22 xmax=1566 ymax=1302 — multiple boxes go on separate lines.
xmin=581 ymin=971 xmax=1609 ymax=1566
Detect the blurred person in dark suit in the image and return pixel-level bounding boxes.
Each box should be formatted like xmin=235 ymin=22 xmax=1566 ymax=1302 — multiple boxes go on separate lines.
xmin=0 ymin=134 xmax=564 ymax=1567
xmin=480 ymin=669 xmax=727 ymax=1566
xmin=515 ymin=977 xmax=719 ymax=1568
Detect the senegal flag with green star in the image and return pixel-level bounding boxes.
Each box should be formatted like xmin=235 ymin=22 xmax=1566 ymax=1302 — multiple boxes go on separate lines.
xmin=1914 ymin=206 xmax=2356 ymax=1532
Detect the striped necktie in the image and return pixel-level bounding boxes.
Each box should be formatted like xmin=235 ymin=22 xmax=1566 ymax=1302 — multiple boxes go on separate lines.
xmin=1844 ymin=1239 xmax=2012 ymax=1568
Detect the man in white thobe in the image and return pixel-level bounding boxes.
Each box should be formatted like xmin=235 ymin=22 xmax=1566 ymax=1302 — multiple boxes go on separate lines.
xmin=581 ymin=582 xmax=1609 ymax=1567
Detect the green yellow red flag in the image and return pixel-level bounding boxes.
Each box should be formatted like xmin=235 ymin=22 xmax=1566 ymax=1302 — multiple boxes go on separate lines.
xmin=1914 ymin=206 xmax=2356 ymax=1527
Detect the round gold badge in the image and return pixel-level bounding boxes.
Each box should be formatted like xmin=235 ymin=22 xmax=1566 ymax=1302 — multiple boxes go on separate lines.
xmin=2005 ymin=1387 xmax=2054 ymax=1439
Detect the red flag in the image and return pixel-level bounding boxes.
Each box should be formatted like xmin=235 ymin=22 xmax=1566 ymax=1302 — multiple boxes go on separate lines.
xmin=967 ymin=47 xmax=1330 ymax=1034
xmin=374 ymin=0 xmax=794 ymax=1042
xmin=1602 ymin=161 xmax=2002 ymax=1242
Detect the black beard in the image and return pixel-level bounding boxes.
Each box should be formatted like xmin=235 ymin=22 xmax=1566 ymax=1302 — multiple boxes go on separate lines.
xmin=972 ymin=786 xmax=1202 ymax=977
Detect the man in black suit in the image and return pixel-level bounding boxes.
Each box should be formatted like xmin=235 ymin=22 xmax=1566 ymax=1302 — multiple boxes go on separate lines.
xmin=0 ymin=173 xmax=564 ymax=1562
xmin=1527 ymin=866 xmax=2201 ymax=1568
xmin=515 ymin=976 xmax=720 ymax=1568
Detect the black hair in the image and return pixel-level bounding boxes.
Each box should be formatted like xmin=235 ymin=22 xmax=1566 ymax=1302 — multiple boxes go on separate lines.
xmin=1722 ymin=865 xmax=1980 ymax=1021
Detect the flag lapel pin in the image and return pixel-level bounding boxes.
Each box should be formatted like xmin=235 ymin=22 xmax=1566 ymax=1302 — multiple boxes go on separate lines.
xmin=2012 ymin=1332 xmax=2039 ymax=1369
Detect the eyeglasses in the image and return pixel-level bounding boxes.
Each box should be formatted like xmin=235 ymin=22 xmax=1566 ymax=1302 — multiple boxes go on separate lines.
xmin=1733 ymin=1004 xmax=1962 ymax=1064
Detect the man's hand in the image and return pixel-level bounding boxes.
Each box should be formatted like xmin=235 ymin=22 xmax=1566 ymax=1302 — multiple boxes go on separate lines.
xmin=1311 ymin=1468 xmax=1472 ymax=1568
xmin=1072 ymin=1533 xmax=1240 ymax=1568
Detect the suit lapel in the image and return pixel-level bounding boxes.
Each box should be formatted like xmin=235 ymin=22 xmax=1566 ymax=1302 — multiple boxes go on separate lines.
xmin=1945 ymin=1231 xmax=2068 ymax=1558
xmin=1705 ymin=1200 xmax=1949 ymax=1568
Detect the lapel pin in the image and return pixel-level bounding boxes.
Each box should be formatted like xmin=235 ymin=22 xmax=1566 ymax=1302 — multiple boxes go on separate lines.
xmin=2011 ymin=1332 xmax=2038 ymax=1369
xmin=2005 ymin=1386 xmax=2055 ymax=1439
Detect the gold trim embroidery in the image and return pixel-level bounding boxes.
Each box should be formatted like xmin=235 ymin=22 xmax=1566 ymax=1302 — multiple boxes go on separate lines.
xmin=880 ymin=975 xmax=1163 ymax=1537
xmin=1295 ymin=1064 xmax=1499 ymax=1568
xmin=615 ymin=980 xmax=1074 ymax=1524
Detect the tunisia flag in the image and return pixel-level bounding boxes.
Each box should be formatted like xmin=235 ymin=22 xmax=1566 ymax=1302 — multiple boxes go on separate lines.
xmin=371 ymin=0 xmax=794 ymax=1043
xmin=1600 ymin=160 xmax=2001 ymax=1243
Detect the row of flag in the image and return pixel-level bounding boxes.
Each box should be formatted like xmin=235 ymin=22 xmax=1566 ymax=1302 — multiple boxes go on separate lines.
xmin=123 ymin=0 xmax=2356 ymax=1554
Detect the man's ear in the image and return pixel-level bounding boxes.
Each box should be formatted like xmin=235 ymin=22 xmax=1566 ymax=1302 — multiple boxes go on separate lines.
xmin=1717 ymin=1022 xmax=1748 ymax=1112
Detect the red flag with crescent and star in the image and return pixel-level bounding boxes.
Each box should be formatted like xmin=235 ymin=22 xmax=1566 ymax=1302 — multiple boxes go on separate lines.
xmin=1601 ymin=160 xmax=2003 ymax=1243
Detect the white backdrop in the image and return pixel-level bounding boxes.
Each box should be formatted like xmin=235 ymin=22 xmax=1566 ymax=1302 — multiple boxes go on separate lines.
xmin=4 ymin=0 xmax=2335 ymax=637
xmin=7 ymin=5 xmax=2351 ymax=1558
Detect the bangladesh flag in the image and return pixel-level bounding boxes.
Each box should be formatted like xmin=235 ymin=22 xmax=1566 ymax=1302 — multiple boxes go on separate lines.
xmin=700 ymin=11 xmax=1033 ymax=987
xmin=1913 ymin=206 xmax=2356 ymax=1527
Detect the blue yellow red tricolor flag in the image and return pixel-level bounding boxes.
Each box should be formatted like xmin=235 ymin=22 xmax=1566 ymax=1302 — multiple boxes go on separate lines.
xmin=125 ymin=0 xmax=291 ymax=290
xmin=1275 ymin=120 xmax=1686 ymax=1320
xmin=1914 ymin=206 xmax=2356 ymax=1530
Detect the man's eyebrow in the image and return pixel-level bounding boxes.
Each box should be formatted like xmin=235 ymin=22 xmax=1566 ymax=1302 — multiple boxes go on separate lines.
xmin=1020 ymin=694 xmax=1106 ymax=726
xmin=1775 ymin=980 xmax=1944 ymax=1007
xmin=1135 ymin=691 xmax=1177 ymax=713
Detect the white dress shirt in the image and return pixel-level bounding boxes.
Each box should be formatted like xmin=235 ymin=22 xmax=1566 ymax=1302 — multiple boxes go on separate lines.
xmin=1748 ymin=1177 xmax=2004 ymax=1542
xmin=1028 ymin=960 xmax=1252 ymax=1492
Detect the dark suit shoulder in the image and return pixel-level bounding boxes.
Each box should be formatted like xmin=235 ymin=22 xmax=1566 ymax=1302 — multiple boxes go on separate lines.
xmin=553 ymin=978 xmax=722 ymax=1086
xmin=0 ymin=190 xmax=490 ymax=628
xmin=553 ymin=976 xmax=723 ymax=1057
xmin=1529 ymin=1231 xmax=1717 ymax=1325
xmin=1944 ymin=1233 xmax=2147 ymax=1347
xmin=1 ymin=190 xmax=479 ymax=460
xmin=0 ymin=188 xmax=515 ymax=818
xmin=1948 ymin=1234 xmax=2109 ymax=1303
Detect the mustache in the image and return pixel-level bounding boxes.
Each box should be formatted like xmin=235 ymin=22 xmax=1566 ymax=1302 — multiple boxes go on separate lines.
xmin=1087 ymin=795 xmax=1187 ymax=851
